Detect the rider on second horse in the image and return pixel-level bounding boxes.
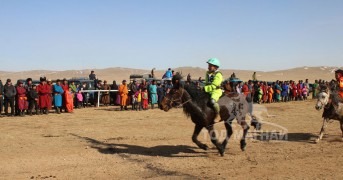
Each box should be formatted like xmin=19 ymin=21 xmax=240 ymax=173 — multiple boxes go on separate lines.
xmin=204 ymin=58 xmax=223 ymax=115
xmin=335 ymin=69 xmax=343 ymax=99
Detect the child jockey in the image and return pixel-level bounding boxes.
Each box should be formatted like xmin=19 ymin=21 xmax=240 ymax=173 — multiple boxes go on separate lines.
xmin=204 ymin=58 xmax=223 ymax=115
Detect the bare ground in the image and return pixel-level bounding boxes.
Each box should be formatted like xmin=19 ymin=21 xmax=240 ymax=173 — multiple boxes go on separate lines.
xmin=0 ymin=100 xmax=343 ymax=179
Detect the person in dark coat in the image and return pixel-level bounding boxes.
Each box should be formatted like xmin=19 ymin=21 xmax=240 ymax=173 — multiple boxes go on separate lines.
xmin=157 ymin=83 xmax=165 ymax=107
xmin=3 ymin=79 xmax=16 ymax=116
xmin=129 ymin=80 xmax=138 ymax=110
xmin=25 ymin=78 xmax=34 ymax=114
xmin=89 ymin=70 xmax=96 ymax=80
xmin=110 ymin=80 xmax=118 ymax=106
xmin=27 ymin=85 xmax=39 ymax=115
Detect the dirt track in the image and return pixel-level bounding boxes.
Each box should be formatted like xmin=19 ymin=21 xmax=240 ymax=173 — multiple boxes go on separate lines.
xmin=1 ymin=100 xmax=343 ymax=179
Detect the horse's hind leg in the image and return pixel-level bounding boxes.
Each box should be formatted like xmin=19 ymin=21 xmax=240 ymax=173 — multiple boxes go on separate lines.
xmin=192 ymin=125 xmax=208 ymax=151
xmin=340 ymin=120 xmax=343 ymax=142
xmin=316 ymin=118 xmax=328 ymax=143
xmin=251 ymin=115 xmax=262 ymax=130
xmin=222 ymin=119 xmax=233 ymax=150
xmin=207 ymin=126 xmax=224 ymax=156
xmin=239 ymin=118 xmax=250 ymax=151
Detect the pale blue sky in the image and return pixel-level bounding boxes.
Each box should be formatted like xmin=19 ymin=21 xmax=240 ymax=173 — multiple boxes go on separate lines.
xmin=0 ymin=0 xmax=342 ymax=71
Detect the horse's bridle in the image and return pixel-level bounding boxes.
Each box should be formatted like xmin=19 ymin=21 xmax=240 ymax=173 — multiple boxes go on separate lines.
xmin=164 ymin=88 xmax=191 ymax=108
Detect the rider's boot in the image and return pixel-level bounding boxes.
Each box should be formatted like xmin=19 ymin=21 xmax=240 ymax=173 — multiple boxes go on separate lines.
xmin=213 ymin=102 xmax=220 ymax=115
xmin=210 ymin=99 xmax=221 ymax=121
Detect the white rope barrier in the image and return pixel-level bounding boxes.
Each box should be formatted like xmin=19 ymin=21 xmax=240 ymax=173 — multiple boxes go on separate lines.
xmin=80 ymin=89 xmax=129 ymax=107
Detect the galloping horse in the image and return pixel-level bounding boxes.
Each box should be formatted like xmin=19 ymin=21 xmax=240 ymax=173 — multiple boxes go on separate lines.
xmin=315 ymin=85 xmax=343 ymax=143
xmin=160 ymin=73 xmax=255 ymax=156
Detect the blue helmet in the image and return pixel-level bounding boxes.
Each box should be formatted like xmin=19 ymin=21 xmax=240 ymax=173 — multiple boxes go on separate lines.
xmin=207 ymin=58 xmax=220 ymax=67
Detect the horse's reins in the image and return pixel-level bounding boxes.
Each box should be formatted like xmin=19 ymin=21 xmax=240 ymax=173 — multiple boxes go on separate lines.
xmin=165 ymin=88 xmax=192 ymax=108
xmin=176 ymin=98 xmax=192 ymax=108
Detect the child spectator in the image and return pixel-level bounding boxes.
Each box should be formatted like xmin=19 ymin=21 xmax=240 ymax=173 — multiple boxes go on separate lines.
xmin=142 ymin=88 xmax=149 ymax=110
xmin=134 ymin=88 xmax=142 ymax=111
xmin=76 ymin=90 xmax=83 ymax=108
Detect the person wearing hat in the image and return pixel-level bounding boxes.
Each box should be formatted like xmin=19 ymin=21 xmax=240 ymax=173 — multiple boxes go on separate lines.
xmin=23 ymin=78 xmax=34 ymax=114
xmin=53 ymin=79 xmax=64 ymax=114
xmin=3 ymin=79 xmax=16 ymax=116
xmin=27 ymin=84 xmax=39 ymax=115
xmin=37 ymin=77 xmax=51 ymax=114
xmin=25 ymin=78 xmax=33 ymax=92
xmin=16 ymin=81 xmax=28 ymax=116
xmin=119 ymin=80 xmax=128 ymax=110
xmin=204 ymin=58 xmax=223 ymax=116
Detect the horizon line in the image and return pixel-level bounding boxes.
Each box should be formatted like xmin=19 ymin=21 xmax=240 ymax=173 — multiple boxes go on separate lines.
xmin=0 ymin=65 xmax=341 ymax=73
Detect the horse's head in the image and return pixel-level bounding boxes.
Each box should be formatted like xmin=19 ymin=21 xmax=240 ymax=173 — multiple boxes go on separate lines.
xmin=160 ymin=87 xmax=187 ymax=111
xmin=315 ymin=90 xmax=330 ymax=110
xmin=160 ymin=72 xmax=191 ymax=111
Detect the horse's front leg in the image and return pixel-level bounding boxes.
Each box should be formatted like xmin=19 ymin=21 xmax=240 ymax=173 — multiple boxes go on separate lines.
xmin=239 ymin=118 xmax=250 ymax=151
xmin=192 ymin=124 xmax=208 ymax=151
xmin=340 ymin=120 xmax=343 ymax=142
xmin=207 ymin=126 xmax=224 ymax=156
xmin=316 ymin=118 xmax=328 ymax=143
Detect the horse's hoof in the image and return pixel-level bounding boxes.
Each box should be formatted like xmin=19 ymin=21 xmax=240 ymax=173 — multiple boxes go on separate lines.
xmin=256 ymin=123 xmax=262 ymax=130
xmin=315 ymin=138 xmax=320 ymax=144
xmin=240 ymin=140 xmax=247 ymax=151
xmin=220 ymin=151 xmax=225 ymax=157
xmin=251 ymin=121 xmax=261 ymax=130
xmin=200 ymin=144 xmax=209 ymax=151
xmin=218 ymin=146 xmax=225 ymax=156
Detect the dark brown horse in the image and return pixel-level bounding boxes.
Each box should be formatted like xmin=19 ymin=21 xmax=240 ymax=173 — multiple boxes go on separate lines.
xmin=160 ymin=74 xmax=253 ymax=156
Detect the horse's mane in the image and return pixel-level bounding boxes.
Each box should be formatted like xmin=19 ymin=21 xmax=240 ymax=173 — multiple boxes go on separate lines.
xmin=184 ymin=84 xmax=210 ymax=110
xmin=172 ymin=72 xmax=211 ymax=117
